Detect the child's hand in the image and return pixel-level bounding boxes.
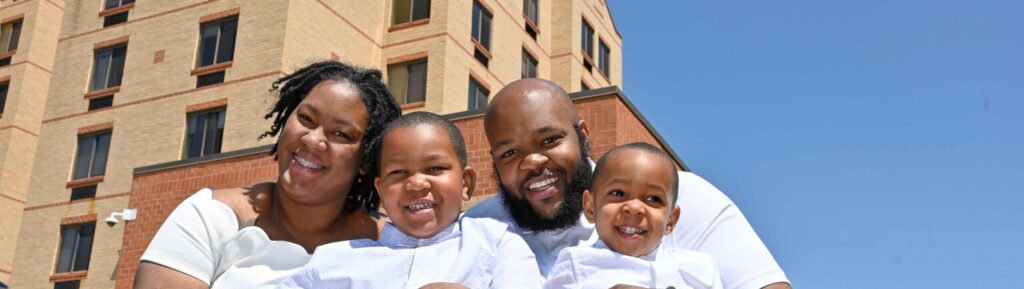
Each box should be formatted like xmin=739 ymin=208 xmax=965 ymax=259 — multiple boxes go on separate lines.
xmin=418 ymin=282 xmax=470 ymax=289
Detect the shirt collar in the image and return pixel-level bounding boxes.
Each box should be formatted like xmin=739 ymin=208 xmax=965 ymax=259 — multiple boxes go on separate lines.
xmin=379 ymin=220 xmax=461 ymax=248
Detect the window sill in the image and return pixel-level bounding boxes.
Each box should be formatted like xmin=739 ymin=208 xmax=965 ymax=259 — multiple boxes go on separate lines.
xmin=83 ymin=86 xmax=120 ymax=99
xmin=191 ymin=61 xmax=232 ymax=76
xmin=400 ymin=101 xmax=426 ymax=110
xmin=389 ymin=18 xmax=430 ymax=32
xmin=67 ymin=176 xmax=104 ymax=188
xmin=523 ymin=15 xmax=540 ymax=35
xmin=471 ymin=39 xmax=492 ymax=59
xmin=580 ymin=51 xmax=595 ymax=71
xmin=50 ymin=270 xmax=88 ymax=282
xmin=0 ymin=50 xmax=15 ymax=59
xmin=99 ymin=3 xmax=134 ymax=17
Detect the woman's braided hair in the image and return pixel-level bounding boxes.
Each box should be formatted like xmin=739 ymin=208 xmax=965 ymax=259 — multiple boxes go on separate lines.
xmin=259 ymin=61 xmax=402 ymax=212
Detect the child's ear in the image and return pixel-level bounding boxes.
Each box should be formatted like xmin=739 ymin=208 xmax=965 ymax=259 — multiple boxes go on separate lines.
xmin=582 ymin=190 xmax=596 ymax=224
xmin=461 ymin=166 xmax=476 ymax=201
xmin=373 ymin=176 xmax=383 ymax=196
xmin=665 ymin=205 xmax=681 ymax=234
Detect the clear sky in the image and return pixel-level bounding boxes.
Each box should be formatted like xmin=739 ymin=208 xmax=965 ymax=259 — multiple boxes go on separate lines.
xmin=607 ymin=1 xmax=1023 ymax=288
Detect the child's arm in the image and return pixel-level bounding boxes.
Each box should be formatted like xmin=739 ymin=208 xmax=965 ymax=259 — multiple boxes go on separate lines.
xmin=542 ymin=250 xmax=578 ymax=289
xmin=490 ymin=232 xmax=545 ymax=289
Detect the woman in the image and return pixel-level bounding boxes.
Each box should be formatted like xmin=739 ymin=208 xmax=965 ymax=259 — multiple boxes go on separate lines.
xmin=134 ymin=61 xmax=402 ymax=288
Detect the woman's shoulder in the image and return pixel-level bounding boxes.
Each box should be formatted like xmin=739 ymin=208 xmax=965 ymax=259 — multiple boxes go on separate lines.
xmin=209 ymin=183 xmax=274 ymax=228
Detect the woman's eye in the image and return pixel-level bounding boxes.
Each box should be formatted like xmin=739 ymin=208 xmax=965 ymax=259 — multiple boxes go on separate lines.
xmin=332 ymin=131 xmax=349 ymax=139
xmin=298 ymin=114 xmax=313 ymax=124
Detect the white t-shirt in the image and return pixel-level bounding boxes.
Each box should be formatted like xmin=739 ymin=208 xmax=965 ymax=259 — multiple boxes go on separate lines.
xmin=276 ymin=218 xmax=543 ymax=289
xmin=544 ymin=240 xmax=723 ymax=289
xmin=140 ymin=189 xmax=311 ymax=289
xmin=462 ymin=171 xmax=789 ymax=289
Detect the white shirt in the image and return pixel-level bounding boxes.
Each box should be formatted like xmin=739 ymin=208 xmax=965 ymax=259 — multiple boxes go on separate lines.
xmin=276 ymin=217 xmax=543 ymax=289
xmin=462 ymin=171 xmax=789 ymax=289
xmin=141 ymin=189 xmax=312 ymax=289
xmin=544 ymin=240 xmax=723 ymax=289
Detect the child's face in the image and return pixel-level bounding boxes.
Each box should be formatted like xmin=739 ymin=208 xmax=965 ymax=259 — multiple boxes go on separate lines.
xmin=375 ymin=124 xmax=474 ymax=239
xmin=584 ymin=150 xmax=680 ymax=257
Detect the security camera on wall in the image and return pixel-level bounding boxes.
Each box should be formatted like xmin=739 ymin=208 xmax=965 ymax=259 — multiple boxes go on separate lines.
xmin=106 ymin=208 xmax=138 ymax=227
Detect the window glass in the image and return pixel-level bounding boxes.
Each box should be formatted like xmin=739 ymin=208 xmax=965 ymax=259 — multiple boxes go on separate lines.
xmin=198 ymin=18 xmax=238 ymax=67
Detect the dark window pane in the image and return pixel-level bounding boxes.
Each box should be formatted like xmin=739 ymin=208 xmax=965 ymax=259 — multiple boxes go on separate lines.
xmin=526 ymin=0 xmax=538 ymax=25
xmin=582 ymin=21 xmax=594 ymax=57
xmin=581 ymin=81 xmax=590 ymax=91
xmin=91 ymin=50 xmax=112 ymax=90
xmin=480 ymin=10 xmax=492 ymax=49
xmin=7 ymin=21 xmax=21 ymax=51
xmin=196 ymin=71 xmax=225 ymax=87
xmin=216 ymin=19 xmax=237 ymax=63
xmin=471 ymin=4 xmax=480 ymax=42
xmin=185 ymin=113 xmax=204 ymax=158
xmin=105 ymin=0 xmax=122 ymax=9
xmin=412 ymin=0 xmax=430 ymax=21
xmin=0 ymin=83 xmax=8 ymax=114
xmin=392 ymin=0 xmax=412 ymax=24
xmin=108 ymin=46 xmax=127 ymax=87
xmin=473 ymin=48 xmax=489 ymax=67
xmin=55 ymin=226 xmax=77 ymax=272
xmin=87 ymin=95 xmax=114 ymax=111
xmin=522 ymin=51 xmax=538 ymax=78
xmin=70 ymin=185 xmax=97 ymax=201
xmin=599 ymin=42 xmax=610 ymax=76
xmin=54 ymin=280 xmax=81 ymax=289
xmin=406 ymin=61 xmax=427 ymax=103
xmin=202 ymin=111 xmax=222 ymax=155
xmin=198 ymin=23 xmax=219 ymax=66
xmin=0 ymin=57 xmax=10 ymax=66
xmin=103 ymin=11 xmax=128 ymax=27
xmin=90 ymin=133 xmax=111 ymax=177
xmin=72 ymin=224 xmax=95 ymax=271
xmin=72 ymin=136 xmax=95 ymax=179
xmin=468 ymin=78 xmax=489 ymax=111
xmin=186 ymin=109 xmax=226 ymax=158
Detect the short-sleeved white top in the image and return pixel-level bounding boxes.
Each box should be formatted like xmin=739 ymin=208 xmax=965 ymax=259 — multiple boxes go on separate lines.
xmin=544 ymin=240 xmax=723 ymax=289
xmin=140 ymin=189 xmax=311 ymax=289
xmin=462 ymin=171 xmax=789 ymax=289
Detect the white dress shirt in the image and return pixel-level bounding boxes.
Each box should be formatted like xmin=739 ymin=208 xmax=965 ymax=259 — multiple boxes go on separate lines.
xmin=462 ymin=170 xmax=789 ymax=289
xmin=276 ymin=217 xmax=543 ymax=289
xmin=544 ymin=240 xmax=723 ymax=289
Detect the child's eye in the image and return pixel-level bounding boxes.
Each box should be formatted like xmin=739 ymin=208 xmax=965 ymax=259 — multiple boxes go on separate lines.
xmin=428 ymin=166 xmax=446 ymax=173
xmin=388 ymin=169 xmax=407 ymax=176
xmin=644 ymin=195 xmax=664 ymax=204
xmin=608 ymin=190 xmax=625 ymax=197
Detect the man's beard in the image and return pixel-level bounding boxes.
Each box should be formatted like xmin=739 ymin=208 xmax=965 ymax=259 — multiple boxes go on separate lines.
xmin=498 ymin=129 xmax=592 ymax=232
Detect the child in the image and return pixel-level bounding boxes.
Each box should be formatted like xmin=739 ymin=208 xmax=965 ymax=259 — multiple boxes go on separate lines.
xmin=277 ymin=112 xmax=543 ymax=289
xmin=544 ymin=143 xmax=724 ymax=289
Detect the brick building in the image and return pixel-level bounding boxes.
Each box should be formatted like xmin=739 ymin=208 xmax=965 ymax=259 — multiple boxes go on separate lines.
xmin=0 ymin=1 xmax=683 ymax=289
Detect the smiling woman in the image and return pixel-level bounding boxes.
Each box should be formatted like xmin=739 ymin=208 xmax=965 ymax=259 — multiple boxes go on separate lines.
xmin=132 ymin=61 xmax=402 ymax=289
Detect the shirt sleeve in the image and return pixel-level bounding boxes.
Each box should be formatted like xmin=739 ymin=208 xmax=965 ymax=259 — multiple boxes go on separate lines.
xmin=542 ymin=250 xmax=577 ymax=289
xmin=669 ymin=172 xmax=789 ymax=289
xmin=274 ymin=255 xmax=322 ymax=289
xmin=139 ymin=189 xmax=239 ymax=286
xmin=491 ymin=230 xmax=545 ymax=289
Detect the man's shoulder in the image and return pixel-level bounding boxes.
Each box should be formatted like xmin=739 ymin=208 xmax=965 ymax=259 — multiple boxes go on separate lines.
xmin=462 ymin=194 xmax=512 ymax=220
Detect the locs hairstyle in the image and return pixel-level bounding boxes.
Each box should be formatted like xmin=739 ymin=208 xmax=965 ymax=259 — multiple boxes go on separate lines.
xmin=498 ymin=123 xmax=593 ymax=232
xmin=259 ymin=61 xmax=402 ymax=212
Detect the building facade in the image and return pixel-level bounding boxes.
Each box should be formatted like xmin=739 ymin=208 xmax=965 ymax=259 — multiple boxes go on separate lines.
xmin=0 ymin=0 xmax=638 ymax=288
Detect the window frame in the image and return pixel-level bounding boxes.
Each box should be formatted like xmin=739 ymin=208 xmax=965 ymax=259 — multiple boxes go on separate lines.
xmin=0 ymin=82 xmax=8 ymax=115
xmin=387 ymin=58 xmax=429 ymax=105
xmin=183 ymin=108 xmax=227 ymax=159
xmin=90 ymin=44 xmax=127 ymax=92
xmin=391 ymin=0 xmax=431 ymax=25
xmin=471 ymin=0 xmax=494 ymax=66
xmin=54 ymin=223 xmax=96 ymax=274
xmin=598 ymin=39 xmax=611 ymax=79
xmin=196 ymin=17 xmax=238 ymax=68
xmin=72 ymin=131 xmax=112 ymax=180
xmin=1 ymin=19 xmax=22 ymax=53
xmin=467 ymin=76 xmax=490 ymax=111
xmin=521 ymin=49 xmax=538 ymax=79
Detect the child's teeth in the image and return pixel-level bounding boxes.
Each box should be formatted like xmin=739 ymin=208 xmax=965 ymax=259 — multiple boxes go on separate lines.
xmin=407 ymin=203 xmax=434 ymax=210
xmin=618 ymin=226 xmax=644 ymax=234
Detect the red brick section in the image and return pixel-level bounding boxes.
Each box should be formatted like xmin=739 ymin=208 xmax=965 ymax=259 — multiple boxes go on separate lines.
xmin=113 ymin=152 xmax=278 ymax=289
xmin=113 ymin=92 xmax=678 ymax=288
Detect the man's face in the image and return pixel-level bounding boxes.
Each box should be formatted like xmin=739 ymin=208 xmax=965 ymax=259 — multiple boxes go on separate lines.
xmin=486 ymin=90 xmax=590 ymax=231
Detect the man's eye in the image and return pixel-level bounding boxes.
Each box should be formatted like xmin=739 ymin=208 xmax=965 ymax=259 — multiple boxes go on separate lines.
xmin=501 ymin=149 xmax=518 ymax=159
xmin=542 ymin=136 xmax=560 ymax=145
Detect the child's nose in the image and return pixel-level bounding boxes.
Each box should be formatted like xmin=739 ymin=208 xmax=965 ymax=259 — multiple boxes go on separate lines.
xmin=621 ymin=199 xmax=645 ymax=215
xmin=405 ymin=174 xmax=431 ymax=192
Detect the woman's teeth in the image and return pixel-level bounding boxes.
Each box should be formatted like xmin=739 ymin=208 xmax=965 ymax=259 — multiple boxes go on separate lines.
xmin=294 ymin=155 xmax=323 ymax=169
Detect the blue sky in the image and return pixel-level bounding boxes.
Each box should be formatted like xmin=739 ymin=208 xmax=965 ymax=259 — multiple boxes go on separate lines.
xmin=607 ymin=1 xmax=1023 ymax=288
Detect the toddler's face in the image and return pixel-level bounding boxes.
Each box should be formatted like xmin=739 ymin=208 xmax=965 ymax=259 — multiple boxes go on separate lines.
xmin=584 ymin=150 xmax=680 ymax=257
xmin=375 ymin=124 xmax=472 ymax=239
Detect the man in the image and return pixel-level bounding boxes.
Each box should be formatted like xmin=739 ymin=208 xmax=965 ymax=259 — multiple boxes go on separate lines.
xmin=463 ymin=79 xmax=791 ymax=289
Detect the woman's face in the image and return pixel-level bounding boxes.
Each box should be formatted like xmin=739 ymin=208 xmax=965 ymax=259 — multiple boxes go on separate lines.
xmin=276 ymin=80 xmax=370 ymax=205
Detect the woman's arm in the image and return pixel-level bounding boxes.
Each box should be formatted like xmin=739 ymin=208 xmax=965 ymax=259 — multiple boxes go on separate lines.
xmin=134 ymin=261 xmax=208 ymax=289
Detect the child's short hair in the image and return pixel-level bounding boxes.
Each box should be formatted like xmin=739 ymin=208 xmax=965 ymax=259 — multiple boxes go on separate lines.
xmin=593 ymin=142 xmax=680 ymax=203
xmin=374 ymin=111 xmax=468 ymax=171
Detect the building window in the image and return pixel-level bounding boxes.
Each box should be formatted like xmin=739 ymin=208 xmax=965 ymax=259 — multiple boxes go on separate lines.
xmin=103 ymin=12 xmax=129 ymax=27
xmin=523 ymin=0 xmax=539 ymax=38
xmin=104 ymin=0 xmax=135 ymax=10
xmin=70 ymin=185 xmax=97 ymax=201
xmin=198 ymin=17 xmax=237 ymax=68
xmin=598 ymin=40 xmax=610 ymax=78
xmin=581 ymin=19 xmax=594 ymax=71
xmin=72 ymin=132 xmax=111 ymax=180
xmin=581 ymin=81 xmax=590 ymax=91
xmin=387 ymin=59 xmax=428 ymax=105
xmin=468 ymin=77 xmax=489 ymax=111
xmin=392 ymin=0 xmax=430 ymax=25
xmin=184 ymin=109 xmax=225 ymax=159
xmin=522 ymin=50 xmax=538 ymax=79
xmin=87 ymin=95 xmax=114 ymax=111
xmin=471 ymin=1 xmax=492 ymax=66
xmin=91 ymin=45 xmax=127 ymax=91
xmin=54 ymin=281 xmax=81 ymax=289
xmin=0 ymin=82 xmax=8 ymax=115
xmin=55 ymin=223 xmax=95 ymax=273
xmin=196 ymin=71 xmax=225 ymax=88
xmin=1 ymin=19 xmax=22 ymax=53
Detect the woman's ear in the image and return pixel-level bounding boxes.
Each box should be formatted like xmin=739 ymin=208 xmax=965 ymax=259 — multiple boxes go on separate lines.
xmin=461 ymin=166 xmax=477 ymax=201
xmin=582 ymin=190 xmax=596 ymax=223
